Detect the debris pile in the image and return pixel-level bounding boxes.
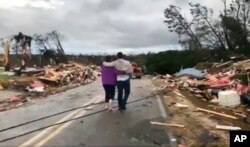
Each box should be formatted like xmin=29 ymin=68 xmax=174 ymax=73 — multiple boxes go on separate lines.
xmin=0 ymin=63 xmax=100 ymax=112
xmin=38 ymin=63 xmax=100 ymax=86
xmin=153 ymin=59 xmax=250 ymax=120
xmin=0 ymin=63 xmax=100 ymax=91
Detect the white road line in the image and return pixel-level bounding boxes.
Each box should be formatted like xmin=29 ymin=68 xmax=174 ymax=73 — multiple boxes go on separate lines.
xmin=20 ymin=95 xmax=102 ymax=147
xmin=156 ymin=95 xmax=177 ymax=147
xmin=156 ymin=95 xmax=167 ymax=119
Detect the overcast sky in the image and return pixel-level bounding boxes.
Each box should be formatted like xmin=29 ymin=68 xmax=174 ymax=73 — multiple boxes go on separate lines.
xmin=0 ymin=0 xmax=224 ymax=55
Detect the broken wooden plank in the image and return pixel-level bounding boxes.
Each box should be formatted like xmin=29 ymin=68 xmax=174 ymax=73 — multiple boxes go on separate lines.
xmin=196 ymin=107 xmax=238 ymax=119
xmin=216 ymin=125 xmax=241 ymax=131
xmin=174 ymin=103 xmax=189 ymax=108
xmin=150 ymin=121 xmax=185 ymax=128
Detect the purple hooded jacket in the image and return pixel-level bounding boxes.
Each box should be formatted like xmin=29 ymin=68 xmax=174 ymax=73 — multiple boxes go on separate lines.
xmin=101 ymin=66 xmax=117 ymax=85
xmin=101 ymin=66 xmax=126 ymax=85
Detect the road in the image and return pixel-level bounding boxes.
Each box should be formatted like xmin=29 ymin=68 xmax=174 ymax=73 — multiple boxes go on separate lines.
xmin=0 ymin=78 xmax=173 ymax=146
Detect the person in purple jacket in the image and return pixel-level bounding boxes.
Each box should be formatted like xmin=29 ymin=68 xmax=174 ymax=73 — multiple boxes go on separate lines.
xmin=101 ymin=56 xmax=117 ymax=111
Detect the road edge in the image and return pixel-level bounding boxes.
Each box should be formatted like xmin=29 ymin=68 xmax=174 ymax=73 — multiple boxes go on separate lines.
xmin=156 ymin=94 xmax=177 ymax=147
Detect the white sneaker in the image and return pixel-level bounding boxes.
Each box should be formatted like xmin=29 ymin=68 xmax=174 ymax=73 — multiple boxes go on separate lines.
xmin=105 ymin=103 xmax=108 ymax=109
xmin=108 ymin=100 xmax=113 ymax=111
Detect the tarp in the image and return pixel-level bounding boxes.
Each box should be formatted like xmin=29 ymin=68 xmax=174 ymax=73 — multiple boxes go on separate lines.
xmin=176 ymin=68 xmax=205 ymax=79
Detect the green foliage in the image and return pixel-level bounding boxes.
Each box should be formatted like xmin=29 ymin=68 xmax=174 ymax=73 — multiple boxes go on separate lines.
xmin=143 ymin=49 xmax=239 ymax=74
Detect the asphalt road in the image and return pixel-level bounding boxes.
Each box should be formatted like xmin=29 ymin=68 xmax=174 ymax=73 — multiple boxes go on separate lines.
xmin=0 ymin=78 xmax=173 ymax=147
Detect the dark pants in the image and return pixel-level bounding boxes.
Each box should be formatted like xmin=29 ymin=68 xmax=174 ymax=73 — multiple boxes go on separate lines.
xmin=117 ymin=79 xmax=130 ymax=109
xmin=103 ymin=85 xmax=115 ymax=103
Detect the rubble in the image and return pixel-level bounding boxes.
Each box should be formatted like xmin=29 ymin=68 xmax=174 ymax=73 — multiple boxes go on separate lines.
xmin=26 ymin=80 xmax=45 ymax=92
xmin=153 ymin=59 xmax=250 ymax=124
xmin=0 ymin=62 xmax=100 ymax=112
xmin=246 ymin=109 xmax=250 ymax=123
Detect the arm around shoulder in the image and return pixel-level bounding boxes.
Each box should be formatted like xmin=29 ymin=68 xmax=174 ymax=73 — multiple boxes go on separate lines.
xmin=103 ymin=61 xmax=115 ymax=67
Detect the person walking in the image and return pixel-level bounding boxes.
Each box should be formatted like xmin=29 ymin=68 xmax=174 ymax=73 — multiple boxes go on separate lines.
xmin=101 ymin=56 xmax=116 ymax=111
xmin=103 ymin=52 xmax=133 ymax=112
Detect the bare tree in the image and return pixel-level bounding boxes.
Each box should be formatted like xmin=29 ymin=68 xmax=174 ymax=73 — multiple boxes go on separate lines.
xmin=164 ymin=5 xmax=203 ymax=50
xmin=47 ymin=30 xmax=68 ymax=63
xmin=33 ymin=31 xmax=68 ymax=65
xmin=164 ymin=0 xmax=249 ymax=50
xmin=190 ymin=3 xmax=227 ymax=50
xmin=220 ymin=0 xmax=250 ymax=50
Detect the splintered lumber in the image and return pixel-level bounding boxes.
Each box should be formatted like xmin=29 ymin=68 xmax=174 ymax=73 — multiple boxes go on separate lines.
xmin=196 ymin=108 xmax=238 ymax=119
xmin=150 ymin=121 xmax=185 ymax=128
xmin=216 ymin=125 xmax=241 ymax=131
xmin=174 ymin=103 xmax=189 ymax=108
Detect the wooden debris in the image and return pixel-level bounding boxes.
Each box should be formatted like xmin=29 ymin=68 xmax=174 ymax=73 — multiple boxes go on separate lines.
xmin=174 ymin=103 xmax=189 ymax=108
xmin=37 ymin=63 xmax=99 ymax=86
xmin=150 ymin=121 xmax=185 ymax=128
xmin=196 ymin=107 xmax=238 ymax=119
xmin=216 ymin=125 xmax=241 ymax=131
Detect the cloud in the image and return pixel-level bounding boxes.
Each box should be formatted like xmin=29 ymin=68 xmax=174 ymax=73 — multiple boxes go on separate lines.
xmin=0 ymin=0 xmax=224 ymax=54
xmin=0 ymin=0 xmax=64 ymax=9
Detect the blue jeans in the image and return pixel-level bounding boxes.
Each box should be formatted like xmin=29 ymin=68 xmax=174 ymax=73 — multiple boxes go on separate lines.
xmin=117 ymin=79 xmax=130 ymax=109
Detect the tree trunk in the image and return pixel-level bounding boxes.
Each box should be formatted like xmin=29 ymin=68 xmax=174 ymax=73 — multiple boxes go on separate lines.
xmin=20 ymin=46 xmax=29 ymax=71
xmin=188 ymin=27 xmax=203 ymax=50
xmin=205 ymin=19 xmax=227 ymax=50
xmin=4 ymin=40 xmax=11 ymax=71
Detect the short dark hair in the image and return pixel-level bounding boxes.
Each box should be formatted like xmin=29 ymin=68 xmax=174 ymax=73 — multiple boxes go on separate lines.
xmin=117 ymin=52 xmax=123 ymax=59
xmin=105 ymin=56 xmax=112 ymax=62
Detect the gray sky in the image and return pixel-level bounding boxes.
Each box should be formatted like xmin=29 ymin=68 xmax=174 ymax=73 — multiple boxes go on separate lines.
xmin=0 ymin=0 xmax=224 ymax=55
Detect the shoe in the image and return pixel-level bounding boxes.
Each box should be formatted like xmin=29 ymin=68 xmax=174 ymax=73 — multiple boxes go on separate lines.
xmin=105 ymin=103 xmax=108 ymax=109
xmin=121 ymin=105 xmax=126 ymax=110
xmin=108 ymin=100 xmax=113 ymax=111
